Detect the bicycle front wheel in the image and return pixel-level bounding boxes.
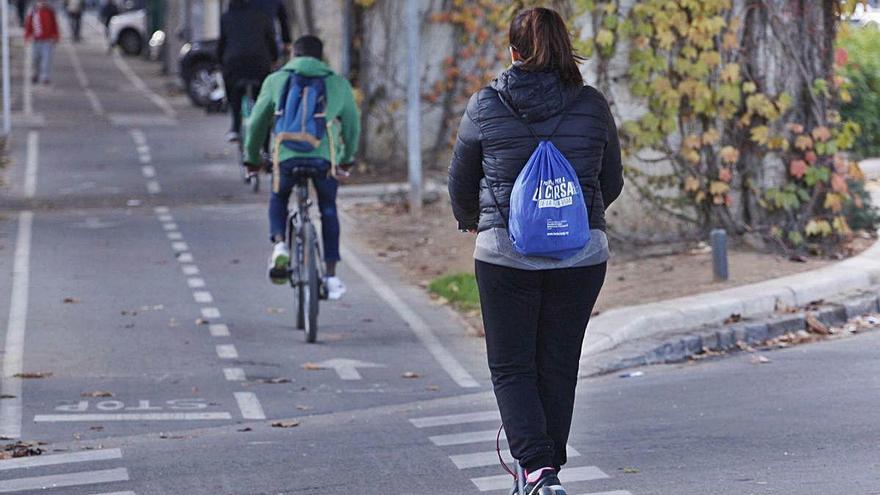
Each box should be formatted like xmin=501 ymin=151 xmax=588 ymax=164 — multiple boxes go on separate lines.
xmin=302 ymin=223 xmax=320 ymax=343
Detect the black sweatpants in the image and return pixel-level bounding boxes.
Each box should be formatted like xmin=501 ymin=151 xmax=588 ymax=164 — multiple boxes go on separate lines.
xmin=224 ymin=75 xmax=265 ymax=135
xmin=475 ymin=260 xmax=606 ymax=472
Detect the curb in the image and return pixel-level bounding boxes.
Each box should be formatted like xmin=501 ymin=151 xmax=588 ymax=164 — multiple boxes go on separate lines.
xmin=582 ymin=287 xmax=880 ymax=376
xmin=580 ymin=159 xmax=880 ymax=375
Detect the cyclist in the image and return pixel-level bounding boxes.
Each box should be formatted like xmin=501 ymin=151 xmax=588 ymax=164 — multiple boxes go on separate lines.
xmin=244 ymin=35 xmax=360 ymax=300
xmin=217 ymin=0 xmax=278 ymax=143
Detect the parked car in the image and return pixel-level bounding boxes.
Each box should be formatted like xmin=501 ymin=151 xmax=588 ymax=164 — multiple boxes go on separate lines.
xmin=848 ymin=3 xmax=880 ymax=27
xmin=179 ymin=39 xmax=224 ymax=109
xmin=108 ymin=9 xmax=147 ymax=56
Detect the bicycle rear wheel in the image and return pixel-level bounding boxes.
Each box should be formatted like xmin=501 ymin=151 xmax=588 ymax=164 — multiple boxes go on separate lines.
xmin=302 ymin=223 xmax=320 ymax=343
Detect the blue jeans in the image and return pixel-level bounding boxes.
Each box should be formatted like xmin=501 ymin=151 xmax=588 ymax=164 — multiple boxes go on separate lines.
xmin=269 ymin=159 xmax=340 ymax=263
xmin=32 ymin=41 xmax=54 ymax=83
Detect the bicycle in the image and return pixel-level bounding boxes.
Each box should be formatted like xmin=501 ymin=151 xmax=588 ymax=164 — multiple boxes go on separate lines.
xmin=236 ymin=79 xmax=263 ymax=193
xmin=282 ymin=165 xmax=328 ymax=343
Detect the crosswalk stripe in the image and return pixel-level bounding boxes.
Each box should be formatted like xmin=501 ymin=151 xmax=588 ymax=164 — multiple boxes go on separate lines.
xmin=450 ymin=445 xmax=580 ymax=470
xmin=429 ymin=429 xmax=499 ymax=446
xmin=0 ymin=467 xmax=129 ymax=493
xmin=410 ymin=411 xmax=500 ymax=428
xmin=0 ymin=448 xmax=122 ymax=471
xmin=471 ymin=465 xmax=608 ymax=492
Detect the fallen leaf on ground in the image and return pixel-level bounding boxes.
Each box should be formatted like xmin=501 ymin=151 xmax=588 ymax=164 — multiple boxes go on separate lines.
xmin=621 ymin=467 xmax=640 ymax=474
xmin=267 ymin=307 xmax=286 ymax=314
xmin=81 ymin=391 xmax=113 ymax=398
xmin=302 ymin=362 xmax=325 ymax=371
xmin=271 ymin=421 xmax=300 ymax=428
xmin=425 ymin=385 xmax=440 ymax=391
xmin=256 ymin=377 xmax=292 ymax=384
xmin=194 ymin=318 xmax=208 ymax=326
xmin=14 ymin=372 xmax=52 ymax=379
xmin=750 ymin=355 xmax=771 ymax=364
xmin=295 ymin=404 xmax=313 ymax=411
xmin=89 ymin=426 xmax=104 ymax=431
xmin=402 ymin=371 xmax=421 ymax=379
xmin=805 ymin=314 xmax=831 ymax=335
xmin=63 ymin=297 xmax=80 ymax=304
xmin=2 ymin=441 xmax=43 ymax=458
xmin=237 ymin=427 xmax=252 ymax=432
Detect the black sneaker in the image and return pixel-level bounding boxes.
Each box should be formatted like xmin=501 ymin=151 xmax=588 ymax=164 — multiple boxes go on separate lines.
xmin=510 ymin=473 xmax=567 ymax=495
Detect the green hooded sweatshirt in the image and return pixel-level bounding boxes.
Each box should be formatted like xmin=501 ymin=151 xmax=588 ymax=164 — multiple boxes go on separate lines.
xmin=244 ymin=57 xmax=360 ymax=167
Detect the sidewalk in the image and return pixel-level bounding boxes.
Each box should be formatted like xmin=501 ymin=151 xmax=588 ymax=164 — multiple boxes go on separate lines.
xmin=579 ymin=158 xmax=880 ymax=375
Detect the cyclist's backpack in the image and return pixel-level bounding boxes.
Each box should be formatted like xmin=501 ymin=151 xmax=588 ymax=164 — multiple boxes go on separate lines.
xmin=273 ymin=72 xmax=327 ymax=153
xmin=491 ymin=92 xmax=590 ymax=260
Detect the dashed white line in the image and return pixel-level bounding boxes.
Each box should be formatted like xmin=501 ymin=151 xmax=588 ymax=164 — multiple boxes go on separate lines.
xmin=187 ymin=277 xmax=206 ymax=288
xmin=141 ymin=165 xmax=156 ymax=178
xmin=181 ymin=265 xmax=200 ymax=275
xmin=0 ymin=448 xmax=122 ymax=471
xmin=201 ymin=307 xmax=220 ymax=319
xmin=0 ymin=468 xmax=130 ymax=493
xmin=343 ymin=247 xmax=480 ymax=388
xmin=146 ymin=180 xmax=161 ymax=194
xmin=223 ymin=368 xmax=246 ymax=381
xmin=157 ymin=214 xmax=174 ymax=222
xmin=153 ymin=206 xmax=169 ymax=214
xmin=234 ymin=392 xmax=266 ymax=420
xmin=0 ymin=211 xmax=33 ymax=439
xmin=171 ymin=241 xmax=189 ymax=252
xmin=138 ymin=153 xmax=152 ymax=165
xmin=162 ymin=222 xmax=179 ymax=231
xmin=24 ymin=131 xmax=38 ymax=198
xmin=177 ymin=253 xmax=194 ymax=263
xmin=410 ymin=410 xmax=500 ymax=428
xmin=33 ymin=413 xmax=232 ymax=422
xmin=209 ymin=324 xmax=230 ymax=337
xmin=166 ymin=231 xmax=183 ymax=240
xmin=216 ymin=344 xmax=238 ymax=359
xmin=193 ymin=291 xmax=214 ymax=304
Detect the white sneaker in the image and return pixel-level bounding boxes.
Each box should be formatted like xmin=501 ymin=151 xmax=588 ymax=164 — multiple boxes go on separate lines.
xmin=324 ymin=276 xmax=346 ymax=300
xmin=268 ymin=242 xmax=290 ymax=285
xmin=226 ymin=131 xmax=240 ymax=143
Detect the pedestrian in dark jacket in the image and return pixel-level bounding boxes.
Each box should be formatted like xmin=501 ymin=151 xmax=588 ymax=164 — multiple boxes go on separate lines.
xmin=99 ymin=0 xmax=120 ymax=30
xmin=448 ymin=7 xmax=623 ymax=495
xmin=16 ymin=0 xmax=29 ymax=26
xmin=249 ymin=0 xmax=292 ymax=56
xmin=217 ymin=0 xmax=279 ymax=141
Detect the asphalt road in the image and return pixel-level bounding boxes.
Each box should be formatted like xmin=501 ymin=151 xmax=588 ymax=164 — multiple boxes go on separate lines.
xmin=1 ymin=15 xmax=879 ymax=495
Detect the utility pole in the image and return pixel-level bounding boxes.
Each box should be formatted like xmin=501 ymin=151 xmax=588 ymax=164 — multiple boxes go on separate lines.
xmin=340 ymin=0 xmax=352 ymax=78
xmin=1 ymin=0 xmax=11 ymax=136
xmin=405 ymin=0 xmax=422 ymax=215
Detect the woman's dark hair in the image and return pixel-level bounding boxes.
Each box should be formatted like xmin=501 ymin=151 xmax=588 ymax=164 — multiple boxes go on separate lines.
xmin=509 ymin=7 xmax=584 ymax=87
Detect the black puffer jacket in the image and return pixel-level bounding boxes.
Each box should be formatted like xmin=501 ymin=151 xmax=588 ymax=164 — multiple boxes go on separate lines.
xmin=448 ymin=66 xmax=623 ymax=233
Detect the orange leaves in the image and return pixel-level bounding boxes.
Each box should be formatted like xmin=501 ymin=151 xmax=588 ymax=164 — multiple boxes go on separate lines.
xmin=684 ymin=175 xmax=701 ymax=192
xmin=750 ymin=126 xmax=770 ymax=145
xmin=789 ymin=159 xmax=808 ymax=179
xmin=702 ymin=128 xmax=720 ymax=145
xmin=718 ymin=167 xmax=733 ymax=183
xmin=811 ymin=126 xmax=832 ymax=142
xmin=831 ymin=173 xmax=849 ymax=195
xmin=720 ymin=146 xmax=740 ymax=164
xmin=794 ymin=135 xmax=814 ymax=151
xmin=720 ymin=63 xmax=741 ymax=83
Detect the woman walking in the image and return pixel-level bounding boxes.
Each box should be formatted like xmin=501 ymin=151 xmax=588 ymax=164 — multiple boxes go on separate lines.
xmin=448 ymin=7 xmax=623 ymax=495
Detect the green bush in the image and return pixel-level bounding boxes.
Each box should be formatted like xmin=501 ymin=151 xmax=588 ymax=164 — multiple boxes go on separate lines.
xmin=839 ymin=26 xmax=880 ymax=159
xmin=427 ymin=273 xmax=480 ymax=312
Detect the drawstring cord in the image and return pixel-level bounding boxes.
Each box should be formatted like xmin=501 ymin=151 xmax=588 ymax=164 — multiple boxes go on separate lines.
xmin=497 ymin=423 xmax=518 ymax=480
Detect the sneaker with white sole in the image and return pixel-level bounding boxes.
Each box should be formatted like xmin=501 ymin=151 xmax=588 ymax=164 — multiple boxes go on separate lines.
xmin=268 ymin=242 xmax=290 ymax=285
xmin=226 ymin=131 xmax=240 ymax=143
xmin=324 ymin=276 xmax=346 ymax=300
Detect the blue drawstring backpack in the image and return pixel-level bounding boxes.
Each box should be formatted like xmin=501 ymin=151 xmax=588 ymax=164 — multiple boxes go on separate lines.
xmin=491 ymin=93 xmax=590 ymax=260
xmin=273 ymin=72 xmax=327 ymax=153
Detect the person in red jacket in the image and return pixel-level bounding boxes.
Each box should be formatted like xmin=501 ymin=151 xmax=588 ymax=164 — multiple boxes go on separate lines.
xmin=24 ymin=1 xmax=60 ymax=85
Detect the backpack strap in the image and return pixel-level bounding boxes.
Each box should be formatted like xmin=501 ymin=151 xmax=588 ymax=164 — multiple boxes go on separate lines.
xmin=495 ymin=90 xmax=570 ymax=143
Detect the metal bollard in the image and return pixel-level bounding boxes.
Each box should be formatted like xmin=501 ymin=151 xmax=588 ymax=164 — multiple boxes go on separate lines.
xmin=711 ymin=228 xmax=729 ymax=282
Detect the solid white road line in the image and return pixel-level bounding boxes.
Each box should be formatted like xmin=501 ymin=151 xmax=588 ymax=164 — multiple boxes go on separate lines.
xmin=0 ymin=448 xmax=122 ymax=471
xmin=201 ymin=307 xmax=220 ymax=318
xmin=0 ymin=211 xmax=33 ymax=439
xmin=181 ymin=265 xmax=199 ymax=275
xmin=33 ymin=412 xmax=232 ymax=422
xmin=65 ymin=43 xmax=104 ymax=116
xmin=177 ymin=253 xmax=194 ymax=263
xmin=450 ymin=445 xmax=580 ymax=470
xmin=111 ymin=51 xmax=176 ymax=118
xmin=234 ymin=392 xmax=266 ymax=420
xmin=0 ymin=468 xmax=129 ymax=493
xmin=342 ymin=247 xmax=479 ymax=388
xmin=187 ymin=277 xmax=206 ymax=288
xmin=216 ymin=344 xmax=238 ymax=359
xmin=24 ymin=130 xmax=38 ymax=198
xmin=193 ymin=291 xmax=213 ymax=303
xmin=223 ymin=368 xmax=246 ymax=381
xmin=22 ymin=42 xmax=32 ymax=116
xmin=146 ymin=180 xmax=161 ymax=194
xmin=472 ymin=466 xmax=608 ymax=492
xmin=410 ymin=410 xmax=499 ymax=428
xmin=429 ymin=429 xmax=501 ymax=446
xmin=209 ymin=324 xmax=230 ymax=337
xmin=85 ymin=89 xmax=105 ymax=116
